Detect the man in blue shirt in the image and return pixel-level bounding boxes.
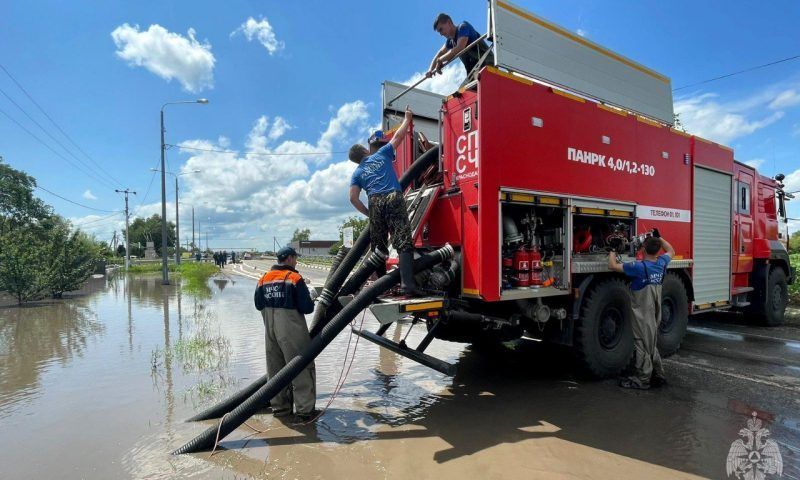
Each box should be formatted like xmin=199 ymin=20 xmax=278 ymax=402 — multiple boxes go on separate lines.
xmin=348 ymin=106 xmax=422 ymax=296
xmin=608 ymin=235 xmax=675 ymax=389
xmin=427 ymin=13 xmax=493 ymax=81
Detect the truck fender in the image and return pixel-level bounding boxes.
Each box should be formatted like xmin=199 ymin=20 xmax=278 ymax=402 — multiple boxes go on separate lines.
xmin=571 ymin=275 xmax=595 ymax=321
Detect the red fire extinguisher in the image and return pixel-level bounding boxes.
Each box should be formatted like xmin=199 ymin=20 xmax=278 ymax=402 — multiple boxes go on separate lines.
xmin=529 ymin=246 xmax=543 ymax=286
xmin=514 ymin=246 xmax=530 ymax=288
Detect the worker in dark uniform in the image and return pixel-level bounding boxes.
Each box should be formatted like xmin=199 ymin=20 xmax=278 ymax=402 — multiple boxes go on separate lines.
xmin=254 ymin=246 xmax=318 ymax=421
xmin=427 ymin=13 xmax=493 ymax=81
xmin=608 ymin=235 xmax=674 ymax=389
xmin=348 ymin=106 xmax=423 ymax=297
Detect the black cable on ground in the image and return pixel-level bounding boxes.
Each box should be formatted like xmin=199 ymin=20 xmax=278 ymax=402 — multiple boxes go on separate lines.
xmin=173 ymin=244 xmax=453 ymax=455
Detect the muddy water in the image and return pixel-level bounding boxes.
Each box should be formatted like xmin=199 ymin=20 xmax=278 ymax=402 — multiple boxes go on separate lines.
xmin=0 ymin=272 xmax=797 ymax=479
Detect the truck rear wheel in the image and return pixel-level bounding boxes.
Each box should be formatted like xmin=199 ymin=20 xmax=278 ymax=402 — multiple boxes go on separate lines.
xmin=574 ymin=278 xmax=634 ymax=378
xmin=754 ymin=268 xmax=788 ymax=326
xmin=657 ymin=273 xmax=689 ymax=357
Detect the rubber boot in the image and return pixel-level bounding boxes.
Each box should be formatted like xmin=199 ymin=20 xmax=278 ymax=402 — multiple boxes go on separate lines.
xmin=399 ymin=251 xmax=424 ymax=297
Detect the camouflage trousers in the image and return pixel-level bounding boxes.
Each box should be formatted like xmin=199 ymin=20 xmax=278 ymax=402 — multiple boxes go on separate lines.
xmin=368 ymin=191 xmax=412 ymax=255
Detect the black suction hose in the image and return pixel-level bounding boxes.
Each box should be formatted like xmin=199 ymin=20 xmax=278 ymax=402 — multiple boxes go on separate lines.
xmin=173 ymin=244 xmax=454 ymax=455
xmin=324 ymin=246 xmax=349 ymax=286
xmin=185 ymin=146 xmax=440 ymax=422
xmin=309 ymin=248 xmax=387 ymax=337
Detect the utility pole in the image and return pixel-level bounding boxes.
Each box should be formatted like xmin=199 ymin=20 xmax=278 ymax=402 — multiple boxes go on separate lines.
xmin=115 ymin=188 xmax=137 ymax=269
xmin=174 ymin=176 xmax=180 ymax=265
xmin=191 ymin=206 xmax=195 ymax=254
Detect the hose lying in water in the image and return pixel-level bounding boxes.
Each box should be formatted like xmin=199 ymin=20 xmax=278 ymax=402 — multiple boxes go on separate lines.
xmin=173 ymin=244 xmax=454 ymax=455
xmin=185 ymin=146 xmax=440 ymax=423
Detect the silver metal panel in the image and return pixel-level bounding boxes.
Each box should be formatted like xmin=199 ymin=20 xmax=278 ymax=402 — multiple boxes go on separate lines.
xmin=490 ymin=0 xmax=674 ymax=124
xmin=692 ymin=167 xmax=732 ymax=305
xmin=382 ymin=81 xmax=445 ymax=142
xmin=571 ymin=258 xmax=693 ymax=274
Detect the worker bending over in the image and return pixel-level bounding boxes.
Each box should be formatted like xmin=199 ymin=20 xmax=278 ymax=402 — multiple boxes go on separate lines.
xmin=427 ymin=13 xmax=493 ymax=80
xmin=348 ymin=106 xmax=423 ymax=297
xmin=608 ymin=235 xmax=674 ymax=390
xmin=254 ymin=246 xmax=319 ymax=421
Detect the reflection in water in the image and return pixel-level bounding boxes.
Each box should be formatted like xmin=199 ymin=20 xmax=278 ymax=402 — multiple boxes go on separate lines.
xmin=0 ymin=284 xmax=105 ymax=417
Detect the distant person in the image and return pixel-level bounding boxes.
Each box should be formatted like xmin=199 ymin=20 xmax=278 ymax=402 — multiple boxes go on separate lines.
xmin=608 ymin=234 xmax=674 ymax=389
xmin=195 ymin=251 xmax=201 ymax=262
xmin=427 ymin=13 xmax=493 ymax=81
xmin=254 ymin=246 xmax=319 ymax=421
xmin=231 ymin=251 xmax=236 ymax=264
xmin=348 ymin=106 xmax=423 ymax=297
xmin=222 ymin=250 xmax=228 ymax=267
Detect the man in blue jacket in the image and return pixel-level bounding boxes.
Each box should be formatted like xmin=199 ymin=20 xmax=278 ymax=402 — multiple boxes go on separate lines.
xmin=348 ymin=106 xmax=423 ymax=296
xmin=254 ymin=246 xmax=318 ymax=420
xmin=427 ymin=13 xmax=493 ymax=80
xmin=608 ymin=235 xmax=674 ymax=389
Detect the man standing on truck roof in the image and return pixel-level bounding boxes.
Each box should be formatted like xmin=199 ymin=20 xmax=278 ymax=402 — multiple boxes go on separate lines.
xmin=254 ymin=246 xmax=319 ymax=421
xmin=348 ymin=106 xmax=423 ymax=297
xmin=427 ymin=13 xmax=493 ymax=81
xmin=608 ymin=234 xmax=674 ymax=390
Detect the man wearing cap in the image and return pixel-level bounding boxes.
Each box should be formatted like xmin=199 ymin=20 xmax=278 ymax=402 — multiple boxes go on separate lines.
xmin=348 ymin=106 xmax=423 ymax=297
xmin=427 ymin=13 xmax=493 ymax=81
xmin=254 ymin=246 xmax=318 ymax=421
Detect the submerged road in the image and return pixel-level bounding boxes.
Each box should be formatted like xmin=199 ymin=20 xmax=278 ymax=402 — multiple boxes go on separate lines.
xmin=220 ymin=260 xmax=800 ymax=478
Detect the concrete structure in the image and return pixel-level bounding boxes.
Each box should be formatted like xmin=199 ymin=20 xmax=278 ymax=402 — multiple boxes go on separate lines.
xmin=290 ymin=240 xmax=338 ymax=256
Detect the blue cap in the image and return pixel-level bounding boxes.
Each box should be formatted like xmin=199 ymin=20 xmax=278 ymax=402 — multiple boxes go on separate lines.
xmin=368 ymin=130 xmax=385 ymax=145
xmin=277 ymin=246 xmax=300 ymax=261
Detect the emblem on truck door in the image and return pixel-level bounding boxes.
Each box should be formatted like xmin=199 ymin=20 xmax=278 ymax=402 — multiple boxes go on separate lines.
xmin=463 ymin=107 xmax=472 ymax=132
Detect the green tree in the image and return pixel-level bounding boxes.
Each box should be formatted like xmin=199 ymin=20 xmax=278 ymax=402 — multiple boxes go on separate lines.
xmin=124 ymin=214 xmax=175 ymax=255
xmin=291 ymin=228 xmax=311 ymax=242
xmin=0 ymin=227 xmax=46 ymax=304
xmin=116 ymin=244 xmax=127 ymax=257
xmin=43 ymin=219 xmax=99 ymax=298
xmin=790 ymin=230 xmax=800 ymax=254
xmin=0 ymin=159 xmax=51 ymax=234
xmin=339 ymin=216 xmax=368 ymax=242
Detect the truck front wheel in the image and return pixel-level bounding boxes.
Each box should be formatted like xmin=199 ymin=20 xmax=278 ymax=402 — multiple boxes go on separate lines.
xmin=657 ymin=273 xmax=689 ymax=357
xmin=574 ymin=278 xmax=634 ymax=378
xmin=755 ymin=268 xmax=788 ymax=326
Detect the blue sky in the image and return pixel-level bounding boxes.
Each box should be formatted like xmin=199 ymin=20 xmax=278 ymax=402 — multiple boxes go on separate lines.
xmin=1 ymin=0 xmax=799 ymax=250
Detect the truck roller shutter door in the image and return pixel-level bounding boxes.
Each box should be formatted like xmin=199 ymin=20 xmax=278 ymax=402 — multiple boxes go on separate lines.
xmin=692 ymin=166 xmax=732 ymax=305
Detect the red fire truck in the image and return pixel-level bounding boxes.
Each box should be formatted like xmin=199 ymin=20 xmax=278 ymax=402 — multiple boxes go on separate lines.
xmin=373 ymin=0 xmax=795 ymax=377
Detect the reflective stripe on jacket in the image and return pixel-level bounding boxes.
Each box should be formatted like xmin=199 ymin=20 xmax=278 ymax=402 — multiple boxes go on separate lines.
xmin=254 ymin=265 xmax=314 ymax=314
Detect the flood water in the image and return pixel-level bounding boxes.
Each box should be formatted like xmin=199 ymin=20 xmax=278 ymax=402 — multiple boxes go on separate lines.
xmin=1 ymin=271 xmax=798 ymax=479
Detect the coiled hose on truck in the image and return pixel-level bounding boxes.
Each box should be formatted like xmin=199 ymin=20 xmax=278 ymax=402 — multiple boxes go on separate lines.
xmin=173 ymin=244 xmax=454 ymax=455
xmin=185 ymin=146 xmax=440 ymax=422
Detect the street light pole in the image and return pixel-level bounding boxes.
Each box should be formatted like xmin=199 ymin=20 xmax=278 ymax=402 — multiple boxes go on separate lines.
xmin=159 ymin=98 xmax=208 ymax=285
xmin=175 ymin=176 xmax=180 ymax=265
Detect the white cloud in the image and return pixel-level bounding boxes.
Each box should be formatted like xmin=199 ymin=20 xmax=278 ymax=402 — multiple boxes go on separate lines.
xmin=399 ymin=63 xmax=465 ymax=96
xmin=743 ymin=159 xmax=765 ymax=169
xmin=576 ymin=29 xmax=588 ymax=37
xmin=793 ymin=123 xmax=800 ymax=137
xmin=111 ymin=23 xmax=215 ymax=93
xmin=674 ymin=93 xmax=784 ymax=144
xmin=82 ymin=190 xmax=97 ymax=201
xmin=232 ymin=16 xmax=284 ymax=55
xmin=769 ymin=89 xmax=800 ymax=110
xmin=169 ymin=100 xmax=371 ymax=245
xmin=783 ymin=168 xmax=800 ymax=194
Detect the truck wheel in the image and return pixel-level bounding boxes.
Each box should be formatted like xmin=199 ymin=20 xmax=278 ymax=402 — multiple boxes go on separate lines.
xmin=755 ymin=268 xmax=788 ymax=326
xmin=574 ymin=278 xmax=634 ymax=378
xmin=657 ymin=273 xmax=689 ymax=357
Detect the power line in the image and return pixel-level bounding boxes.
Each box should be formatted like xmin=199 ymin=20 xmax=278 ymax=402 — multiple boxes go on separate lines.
xmin=132 ymin=165 xmax=158 ymax=217
xmin=673 ymin=54 xmax=800 ymax=92
xmin=35 ymin=185 xmax=118 ymax=213
xmin=72 ymin=211 xmax=123 ymax=227
xmin=0 ymin=85 xmax=120 ymax=191
xmin=0 ymin=105 xmax=120 ymax=191
xmin=0 ymin=63 xmax=125 ymax=188
xmin=169 ymin=144 xmax=345 ymax=157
